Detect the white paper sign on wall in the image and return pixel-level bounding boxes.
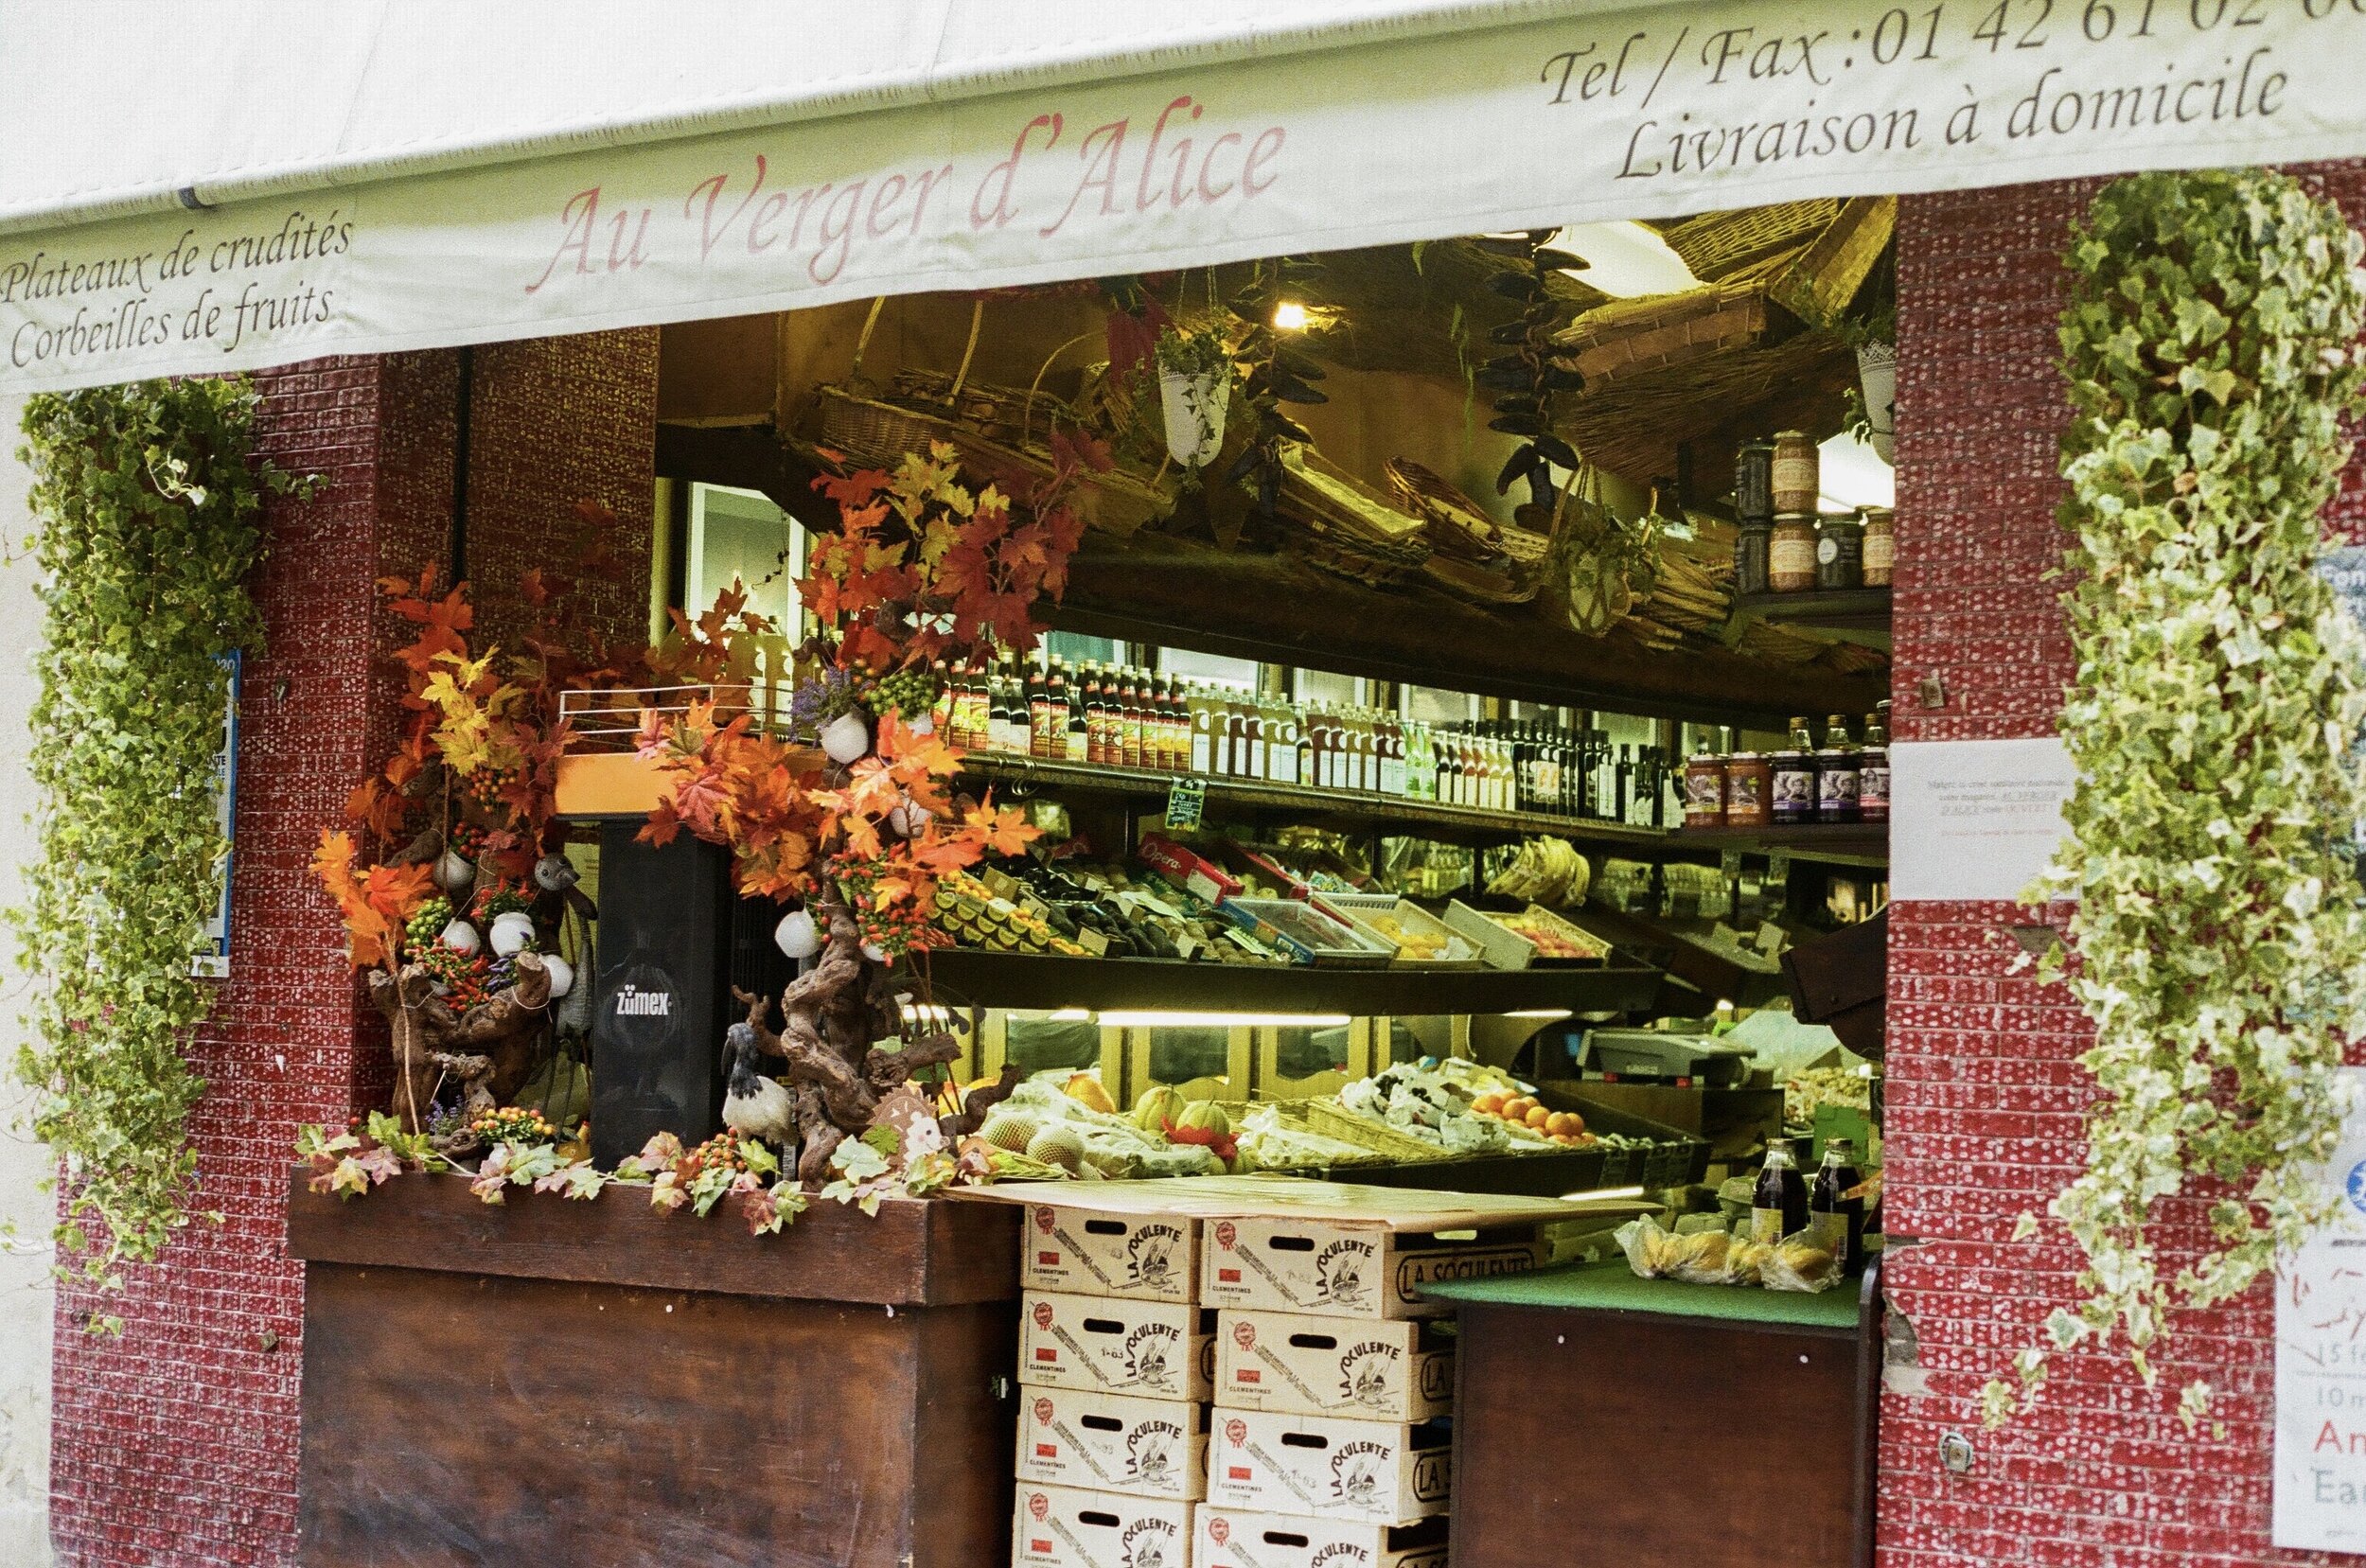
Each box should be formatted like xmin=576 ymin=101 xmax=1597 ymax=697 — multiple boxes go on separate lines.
xmin=2275 ymin=1066 xmax=2366 ymax=1554
xmin=1887 ymin=737 xmax=2076 ymax=903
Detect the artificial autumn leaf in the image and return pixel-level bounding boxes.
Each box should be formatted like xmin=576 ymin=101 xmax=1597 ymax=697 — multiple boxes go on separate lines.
xmin=963 ymin=801 xmax=1038 ymax=857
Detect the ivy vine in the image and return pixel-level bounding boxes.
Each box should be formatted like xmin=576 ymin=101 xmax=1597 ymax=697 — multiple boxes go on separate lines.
xmin=13 ymin=378 xmax=305 ymax=1321
xmin=1986 ymin=169 xmax=2366 ymax=1427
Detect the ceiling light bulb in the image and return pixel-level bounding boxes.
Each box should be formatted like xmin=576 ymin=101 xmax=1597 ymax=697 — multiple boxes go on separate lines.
xmin=1271 ymin=301 xmax=1310 ymax=332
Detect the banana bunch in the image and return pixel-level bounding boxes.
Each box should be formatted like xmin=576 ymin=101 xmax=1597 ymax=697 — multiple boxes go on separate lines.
xmin=1486 ymin=837 xmax=1589 ymax=908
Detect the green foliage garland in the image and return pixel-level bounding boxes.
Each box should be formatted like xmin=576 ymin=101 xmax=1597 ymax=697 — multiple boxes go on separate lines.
xmin=13 ymin=379 xmax=301 ymax=1316
xmin=1987 ymin=169 xmax=2366 ymax=1426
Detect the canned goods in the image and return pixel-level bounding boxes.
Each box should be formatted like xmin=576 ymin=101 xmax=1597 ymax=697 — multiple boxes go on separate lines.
xmin=1734 ymin=517 xmax=1773 ymax=596
xmin=1770 ymin=514 xmax=1818 ymax=593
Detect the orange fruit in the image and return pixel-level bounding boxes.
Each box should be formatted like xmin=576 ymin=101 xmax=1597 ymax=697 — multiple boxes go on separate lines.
xmin=1503 ymin=1097 xmax=1536 ymax=1121
xmin=1473 ymin=1092 xmax=1506 ymax=1116
xmin=1524 ymin=1105 xmax=1551 ymax=1130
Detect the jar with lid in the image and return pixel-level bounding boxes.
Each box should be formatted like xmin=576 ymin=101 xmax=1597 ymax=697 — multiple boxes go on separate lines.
xmin=1725 ymin=751 xmax=1772 ymax=828
xmin=1735 ymin=440 xmax=1775 ymax=522
xmin=1683 ymin=749 xmax=1727 ymax=828
xmin=1815 ymin=514 xmax=1863 ymax=590
xmin=1771 ymin=431 xmax=1819 ymax=515
xmin=1861 ymin=506 xmax=1895 ymax=589
xmin=1734 ymin=517 xmax=1774 ymax=596
xmin=1770 ymin=514 xmax=1818 ymax=592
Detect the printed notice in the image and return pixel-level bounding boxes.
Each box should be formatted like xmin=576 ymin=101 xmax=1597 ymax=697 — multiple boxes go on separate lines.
xmin=2275 ymin=1067 xmax=2366 ymax=1553
xmin=1887 ymin=737 xmax=2076 ymax=902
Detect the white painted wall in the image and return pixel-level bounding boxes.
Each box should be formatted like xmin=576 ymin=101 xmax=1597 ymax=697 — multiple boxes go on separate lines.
xmin=0 ymin=392 xmax=57 ymax=1564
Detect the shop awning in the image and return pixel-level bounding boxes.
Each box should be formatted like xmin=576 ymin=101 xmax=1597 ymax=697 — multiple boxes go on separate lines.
xmin=4 ymin=0 xmax=2363 ymax=393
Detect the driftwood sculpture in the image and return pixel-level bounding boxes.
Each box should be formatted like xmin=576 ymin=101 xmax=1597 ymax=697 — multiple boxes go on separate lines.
xmin=370 ymin=950 xmax=554 ymax=1139
xmin=731 ymin=898 xmax=986 ymax=1184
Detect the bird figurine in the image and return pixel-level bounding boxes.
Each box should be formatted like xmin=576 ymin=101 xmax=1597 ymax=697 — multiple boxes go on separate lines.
xmin=720 ymin=1021 xmax=798 ymax=1153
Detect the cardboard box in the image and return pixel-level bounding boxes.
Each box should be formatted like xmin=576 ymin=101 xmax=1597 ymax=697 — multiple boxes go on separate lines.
xmin=1013 ymin=1483 xmax=1196 ymax=1568
xmin=1139 ymin=832 xmax=1244 ymax=905
xmin=1017 ymin=1388 xmax=1209 ymax=1501
xmin=1020 ymin=1290 xmax=1215 ymax=1402
xmin=1196 ymin=1508 xmax=1449 ymax=1568
xmin=1024 ymin=1202 xmax=1200 ymax=1304
xmin=1205 ymin=1409 xmax=1451 ymax=1524
xmin=1202 ymin=1214 xmax=1541 ymax=1319
xmin=1215 ymin=1312 xmax=1453 ymax=1421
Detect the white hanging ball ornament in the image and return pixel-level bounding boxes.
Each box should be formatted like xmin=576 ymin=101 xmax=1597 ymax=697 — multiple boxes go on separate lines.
xmin=774 ymin=908 xmax=821 ymax=960
xmin=861 ymin=942 xmax=889 ymax=964
xmin=434 ymin=850 xmax=476 ymax=892
xmin=440 ymin=919 xmax=482 ymax=956
xmin=541 ymin=955 xmax=574 ymax=999
xmin=820 ymin=710 xmax=872 ymax=765
xmin=488 ymin=911 xmax=537 ymax=957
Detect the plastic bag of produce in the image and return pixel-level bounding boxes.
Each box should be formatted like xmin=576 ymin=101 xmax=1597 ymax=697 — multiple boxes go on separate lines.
xmin=1759 ymin=1232 xmax=1843 ymax=1293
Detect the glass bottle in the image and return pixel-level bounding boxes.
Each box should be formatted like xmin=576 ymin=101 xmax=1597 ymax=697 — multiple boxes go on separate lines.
xmin=1752 ymin=1137 xmax=1809 ymax=1244
xmin=1859 ymin=704 xmax=1890 ymax=826
xmin=1810 ymin=1137 xmax=1867 ymax=1273
xmin=1816 ymin=712 xmax=1861 ymax=825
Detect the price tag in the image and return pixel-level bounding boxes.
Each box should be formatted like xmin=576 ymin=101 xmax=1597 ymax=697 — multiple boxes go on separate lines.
xmin=1164 ymin=776 xmax=1207 ymax=831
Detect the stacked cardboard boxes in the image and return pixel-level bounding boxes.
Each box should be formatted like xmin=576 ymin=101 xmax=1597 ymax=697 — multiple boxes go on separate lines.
xmin=999 ymin=1178 xmax=1608 ymax=1568
xmin=1196 ymin=1212 xmax=1471 ymax=1568
xmin=1014 ymin=1204 xmax=1214 ymax=1568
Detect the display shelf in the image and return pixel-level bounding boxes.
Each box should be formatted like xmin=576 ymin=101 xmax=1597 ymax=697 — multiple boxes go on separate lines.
xmin=907 ymin=948 xmax=1663 ymax=1015
xmin=1667 ymin=821 xmax=1888 ymax=868
xmin=962 ymin=751 xmax=1669 ymax=851
xmin=651 ymin=424 xmax=1890 ymax=727
xmin=1731 ymin=587 xmax=1893 ymax=649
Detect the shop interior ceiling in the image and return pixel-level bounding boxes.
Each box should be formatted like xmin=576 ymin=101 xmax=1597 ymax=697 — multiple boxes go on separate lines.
xmin=653 ymin=198 xmax=1886 ymax=724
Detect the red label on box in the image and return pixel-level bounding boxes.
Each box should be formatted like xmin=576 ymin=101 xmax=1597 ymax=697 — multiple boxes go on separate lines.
xmin=1032 ymin=1541 xmax=1051 ymax=1555
xmin=1034 ymin=1348 xmax=1057 ymax=1362
xmin=1035 ymin=1442 xmax=1056 ymax=1457
xmin=1228 ymin=1466 xmax=1251 ymax=1480
xmin=1237 ymin=1370 xmax=1261 ymax=1383
xmin=1037 ymin=1251 xmax=1059 ymax=1265
xmin=1219 ymin=1268 xmax=1241 ymax=1282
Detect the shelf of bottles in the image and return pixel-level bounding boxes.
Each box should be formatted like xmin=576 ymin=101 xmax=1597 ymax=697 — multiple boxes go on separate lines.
xmin=930 ymin=652 xmax=1681 ymax=852
xmin=1668 ymin=709 xmax=1893 ymax=870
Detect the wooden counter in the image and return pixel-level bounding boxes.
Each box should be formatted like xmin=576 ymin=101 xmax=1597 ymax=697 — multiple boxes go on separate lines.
xmin=285 ymin=1172 xmax=1022 ymax=1568
xmin=1427 ymin=1257 xmax=1881 ymax=1568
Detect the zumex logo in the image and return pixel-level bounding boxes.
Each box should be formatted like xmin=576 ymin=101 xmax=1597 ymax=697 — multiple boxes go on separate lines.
xmin=611 ymin=982 xmax=673 ymax=1017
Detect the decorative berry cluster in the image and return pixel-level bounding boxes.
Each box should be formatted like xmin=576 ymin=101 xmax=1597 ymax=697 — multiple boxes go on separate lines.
xmin=419 ymin=943 xmax=495 ymax=1012
xmin=404 ymin=896 xmax=454 ymax=953
xmin=464 ymin=762 xmax=523 ymax=809
xmin=863 ymin=665 xmax=940 ymax=721
xmin=680 ymin=1129 xmax=751 ymax=1177
xmin=469 ymin=1105 xmax=557 ymax=1146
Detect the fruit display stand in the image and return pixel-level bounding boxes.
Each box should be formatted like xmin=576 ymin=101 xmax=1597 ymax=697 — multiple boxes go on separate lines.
xmin=1427 ymin=1257 xmax=1882 ymax=1568
xmin=283 ymin=1171 xmax=1022 ymax=1568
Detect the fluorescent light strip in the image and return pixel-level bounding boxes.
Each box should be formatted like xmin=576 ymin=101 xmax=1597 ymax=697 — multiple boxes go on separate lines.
xmin=1560 ymin=1186 xmax=1647 ymax=1201
xmin=1096 ymin=1011 xmax=1351 ymax=1031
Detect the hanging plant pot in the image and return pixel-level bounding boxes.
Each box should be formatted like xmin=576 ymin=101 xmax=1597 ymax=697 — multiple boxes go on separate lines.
xmin=1856 ymin=341 xmax=1898 ymax=464
xmin=487 ymin=911 xmax=537 ymax=957
xmin=434 ymin=850 xmax=476 ymax=893
xmin=440 ymin=919 xmax=482 ymax=956
xmin=773 ymin=908 xmax=821 ymax=960
xmin=1158 ymin=367 xmax=1231 ymax=468
xmin=820 ymin=710 xmax=872 ymax=765
xmin=541 ymin=955 xmax=575 ymax=999
xmin=888 ymin=795 xmax=931 ymax=839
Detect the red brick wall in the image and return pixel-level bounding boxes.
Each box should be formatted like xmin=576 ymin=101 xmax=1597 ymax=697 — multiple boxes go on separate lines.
xmin=1880 ymin=167 xmax=2366 ymax=1567
xmin=45 ymin=331 xmax=655 ymax=1568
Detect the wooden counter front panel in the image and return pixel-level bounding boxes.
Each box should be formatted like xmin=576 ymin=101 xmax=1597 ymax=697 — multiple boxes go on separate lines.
xmin=298 ymin=1264 xmax=1016 ymax=1567
xmin=1450 ymin=1302 xmax=1860 ymax=1568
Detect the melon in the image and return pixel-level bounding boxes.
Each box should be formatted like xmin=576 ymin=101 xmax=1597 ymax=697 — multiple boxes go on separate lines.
xmin=1026 ymin=1124 xmax=1086 ymax=1172
xmin=980 ymin=1113 xmax=1040 ymax=1154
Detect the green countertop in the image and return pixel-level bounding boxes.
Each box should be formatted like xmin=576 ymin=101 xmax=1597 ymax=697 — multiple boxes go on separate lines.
xmin=1424 ymin=1258 xmax=1867 ymax=1330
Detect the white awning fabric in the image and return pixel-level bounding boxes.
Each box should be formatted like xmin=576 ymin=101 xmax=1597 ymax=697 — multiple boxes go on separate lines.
xmin=3 ymin=0 xmax=2363 ymax=393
